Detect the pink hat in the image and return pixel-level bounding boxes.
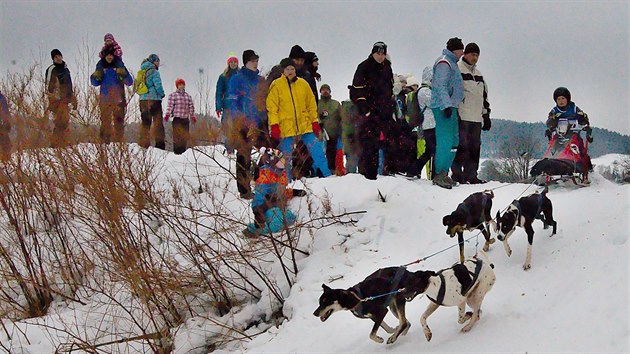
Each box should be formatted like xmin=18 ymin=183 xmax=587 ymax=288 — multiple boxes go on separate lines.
xmin=104 ymin=33 xmax=115 ymax=41
xmin=227 ymin=51 xmax=238 ymax=65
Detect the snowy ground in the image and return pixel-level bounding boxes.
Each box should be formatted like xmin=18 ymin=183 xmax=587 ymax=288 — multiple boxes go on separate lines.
xmin=2 ymin=149 xmax=628 ymax=353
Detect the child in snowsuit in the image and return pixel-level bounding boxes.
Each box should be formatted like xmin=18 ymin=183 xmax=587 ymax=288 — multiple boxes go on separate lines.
xmin=246 ymin=147 xmax=306 ymax=237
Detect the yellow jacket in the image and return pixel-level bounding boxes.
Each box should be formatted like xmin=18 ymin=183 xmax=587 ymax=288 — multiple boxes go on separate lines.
xmin=267 ymin=75 xmax=317 ymax=138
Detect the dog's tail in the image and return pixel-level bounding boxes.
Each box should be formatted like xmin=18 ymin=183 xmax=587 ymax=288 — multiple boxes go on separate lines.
xmin=478 ymin=249 xmax=495 ymax=269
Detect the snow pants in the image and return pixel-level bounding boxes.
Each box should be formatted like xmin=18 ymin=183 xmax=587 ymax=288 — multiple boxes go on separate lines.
xmin=432 ymin=108 xmax=459 ymax=175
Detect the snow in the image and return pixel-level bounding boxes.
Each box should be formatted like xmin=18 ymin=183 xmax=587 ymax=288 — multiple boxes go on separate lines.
xmin=2 ymin=146 xmax=628 ymax=353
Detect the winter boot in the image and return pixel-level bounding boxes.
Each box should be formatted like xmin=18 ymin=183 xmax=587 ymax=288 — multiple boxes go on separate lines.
xmin=433 ymin=172 xmax=453 ymax=189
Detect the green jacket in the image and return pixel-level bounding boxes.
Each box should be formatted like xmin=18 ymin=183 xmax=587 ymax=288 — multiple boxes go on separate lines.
xmin=340 ymin=100 xmax=362 ymax=155
xmin=317 ymin=97 xmax=341 ymax=141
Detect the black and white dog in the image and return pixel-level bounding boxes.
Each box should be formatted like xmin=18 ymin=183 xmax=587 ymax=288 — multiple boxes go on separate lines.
xmin=443 ymin=191 xmax=496 ymax=262
xmin=409 ymin=257 xmax=496 ymax=341
xmin=494 ymin=186 xmax=557 ymax=270
xmin=313 ymin=267 xmax=425 ymax=344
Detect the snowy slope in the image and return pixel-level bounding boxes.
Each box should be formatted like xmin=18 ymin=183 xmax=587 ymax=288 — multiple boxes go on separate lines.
xmin=2 ymin=147 xmax=628 ymax=353
xmin=235 ymin=172 xmax=629 ymax=353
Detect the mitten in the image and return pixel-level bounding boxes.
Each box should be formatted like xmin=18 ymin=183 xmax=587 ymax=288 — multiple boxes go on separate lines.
xmin=443 ymin=107 xmax=452 ymax=118
xmin=115 ymin=67 xmax=127 ymax=78
xmin=92 ymin=70 xmax=103 ymax=82
xmin=191 ymin=116 xmax=197 ymax=123
xmin=164 ymin=114 xmax=170 ymax=122
xmin=270 ymin=124 xmax=281 ymax=141
xmin=216 ymin=110 xmax=222 ymax=119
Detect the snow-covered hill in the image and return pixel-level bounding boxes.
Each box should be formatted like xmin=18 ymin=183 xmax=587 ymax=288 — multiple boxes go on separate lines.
xmin=2 ymin=147 xmax=628 ymax=353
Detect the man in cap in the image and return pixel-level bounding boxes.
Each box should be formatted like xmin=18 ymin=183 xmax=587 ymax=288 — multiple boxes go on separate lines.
xmin=451 ymin=42 xmax=491 ymax=184
xmin=45 ymin=48 xmax=78 ymax=147
xmin=349 ymin=41 xmax=395 ymax=180
xmin=430 ymin=37 xmax=465 ymax=189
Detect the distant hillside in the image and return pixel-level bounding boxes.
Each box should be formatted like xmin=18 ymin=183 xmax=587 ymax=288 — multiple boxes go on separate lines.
xmin=481 ymin=119 xmax=630 ymax=158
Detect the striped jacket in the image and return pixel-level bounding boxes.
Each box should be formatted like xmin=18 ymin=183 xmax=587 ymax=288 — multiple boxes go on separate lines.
xmin=458 ymin=59 xmax=490 ymax=123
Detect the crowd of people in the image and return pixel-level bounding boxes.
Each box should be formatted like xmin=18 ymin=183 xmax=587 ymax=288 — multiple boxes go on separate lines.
xmin=0 ymin=35 xmax=592 ymax=205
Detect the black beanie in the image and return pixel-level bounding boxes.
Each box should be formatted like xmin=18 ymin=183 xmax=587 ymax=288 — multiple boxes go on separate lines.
xmin=446 ymin=37 xmax=464 ymax=52
xmin=280 ymin=58 xmax=295 ymax=69
xmin=289 ymin=45 xmax=305 ymax=59
xmin=464 ymin=42 xmax=480 ymax=54
xmin=242 ymin=49 xmax=259 ymax=64
xmin=371 ymin=41 xmax=387 ymax=55
xmin=51 ymin=49 xmax=62 ymax=60
xmin=553 ymin=87 xmax=571 ymax=103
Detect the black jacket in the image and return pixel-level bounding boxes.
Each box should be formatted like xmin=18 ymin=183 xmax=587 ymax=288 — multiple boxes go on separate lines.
xmin=349 ymin=55 xmax=394 ymax=116
xmin=45 ymin=61 xmax=75 ymax=104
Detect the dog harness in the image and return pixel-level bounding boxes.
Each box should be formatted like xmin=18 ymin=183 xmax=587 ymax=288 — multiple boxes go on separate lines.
xmin=350 ymin=266 xmax=407 ymax=318
xmin=427 ymin=260 xmax=484 ymax=305
xmin=458 ymin=193 xmax=490 ymax=227
xmin=511 ymin=193 xmax=544 ymax=222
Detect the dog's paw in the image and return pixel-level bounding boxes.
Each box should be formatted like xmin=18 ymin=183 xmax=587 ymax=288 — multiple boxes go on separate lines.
xmin=458 ymin=311 xmax=473 ymax=324
xmin=482 ymin=243 xmax=490 ymax=251
xmin=523 ymin=263 xmax=531 ymax=270
xmin=401 ymin=323 xmax=411 ymax=336
xmin=370 ymin=334 xmax=384 ymax=343
xmin=506 ymin=249 xmax=512 ymax=257
xmin=423 ymin=329 xmax=432 ymax=342
xmin=461 ymin=324 xmax=473 ymax=333
xmin=386 ymin=334 xmax=399 ymax=344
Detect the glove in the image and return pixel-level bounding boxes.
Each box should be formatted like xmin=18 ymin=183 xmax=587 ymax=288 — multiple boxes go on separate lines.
xmin=191 ymin=116 xmax=197 ymax=124
xmin=270 ymin=124 xmax=281 ymax=141
xmin=92 ymin=70 xmax=103 ymax=82
xmin=356 ymin=101 xmax=370 ymax=116
xmin=545 ymin=129 xmax=552 ymax=140
xmin=577 ymin=114 xmax=588 ymax=126
xmin=216 ymin=110 xmax=222 ymax=119
xmin=115 ymin=67 xmax=127 ymax=78
xmin=312 ymin=122 xmax=322 ymax=139
xmin=292 ymin=189 xmax=307 ymax=197
xmin=164 ymin=114 xmax=170 ymax=122
xmin=587 ymin=135 xmax=593 ymax=143
xmin=482 ymin=113 xmax=491 ymax=131
xmin=443 ymin=107 xmax=452 ymax=118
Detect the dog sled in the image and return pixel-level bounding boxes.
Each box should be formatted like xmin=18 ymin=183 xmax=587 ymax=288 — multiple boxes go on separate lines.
xmin=530 ymin=118 xmax=593 ymax=187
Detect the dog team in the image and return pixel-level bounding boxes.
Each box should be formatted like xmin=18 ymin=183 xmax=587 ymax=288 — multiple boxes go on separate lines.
xmin=314 ymin=186 xmax=557 ymax=345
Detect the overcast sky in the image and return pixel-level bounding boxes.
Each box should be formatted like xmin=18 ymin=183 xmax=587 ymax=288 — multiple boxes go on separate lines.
xmin=1 ymin=1 xmax=628 ymax=134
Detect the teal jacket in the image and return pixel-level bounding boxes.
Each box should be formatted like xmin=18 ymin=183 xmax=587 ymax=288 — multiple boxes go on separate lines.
xmin=139 ymin=60 xmax=165 ymax=101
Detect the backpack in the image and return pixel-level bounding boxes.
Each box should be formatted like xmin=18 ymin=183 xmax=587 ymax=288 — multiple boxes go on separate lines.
xmin=406 ymin=89 xmax=426 ymax=129
xmin=134 ymin=68 xmax=149 ymax=95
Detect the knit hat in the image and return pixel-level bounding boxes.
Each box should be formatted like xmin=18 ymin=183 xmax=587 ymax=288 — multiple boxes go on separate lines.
xmin=280 ymin=57 xmax=295 ymax=69
xmin=553 ymin=87 xmax=571 ymax=102
xmin=446 ymin=37 xmax=464 ymax=52
xmin=371 ymin=41 xmax=387 ymax=55
xmin=175 ymin=78 xmax=186 ymax=87
xmin=50 ymin=49 xmax=62 ymax=60
xmin=464 ymin=42 xmax=480 ymax=54
xmin=227 ymin=51 xmax=238 ymax=65
xmin=147 ymin=54 xmax=160 ymax=63
xmin=104 ymin=33 xmax=115 ymax=42
xmin=320 ymin=84 xmax=331 ymax=92
xmin=242 ymin=49 xmax=259 ymax=64
xmin=289 ymin=45 xmax=306 ymax=59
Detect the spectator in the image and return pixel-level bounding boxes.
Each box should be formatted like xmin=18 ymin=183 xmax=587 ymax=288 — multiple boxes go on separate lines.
xmin=340 ymin=98 xmax=362 ymax=174
xmin=45 ymin=49 xmax=78 ymax=147
xmin=95 ymin=33 xmax=124 ymax=70
xmin=317 ymin=84 xmax=342 ymax=174
xmin=165 ymin=78 xmax=196 ymax=154
xmin=430 ymin=38 xmax=465 ymax=189
xmin=138 ymin=54 xmax=166 ymax=150
xmin=90 ymin=47 xmax=133 ymax=143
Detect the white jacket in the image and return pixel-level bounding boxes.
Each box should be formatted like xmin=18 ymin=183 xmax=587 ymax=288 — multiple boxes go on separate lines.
xmin=418 ymin=66 xmax=436 ymax=130
xmin=457 ymin=59 xmax=490 ymax=123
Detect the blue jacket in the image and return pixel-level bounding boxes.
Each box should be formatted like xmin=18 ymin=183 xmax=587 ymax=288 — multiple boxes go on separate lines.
xmin=90 ymin=65 xmax=133 ymax=105
xmin=430 ymin=49 xmax=464 ymax=110
xmin=225 ymin=66 xmax=266 ymax=125
xmin=139 ymin=60 xmax=165 ymax=101
xmin=215 ymin=68 xmax=238 ymax=112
